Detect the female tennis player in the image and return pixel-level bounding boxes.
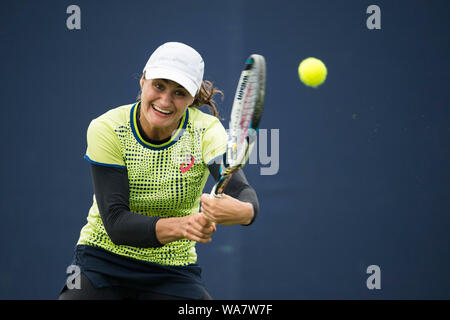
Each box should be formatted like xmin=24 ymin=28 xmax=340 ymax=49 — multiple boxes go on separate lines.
xmin=59 ymin=42 xmax=259 ymax=300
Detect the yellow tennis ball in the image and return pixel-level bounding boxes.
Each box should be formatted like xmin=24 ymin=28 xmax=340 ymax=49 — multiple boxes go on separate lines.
xmin=298 ymin=57 xmax=327 ymax=88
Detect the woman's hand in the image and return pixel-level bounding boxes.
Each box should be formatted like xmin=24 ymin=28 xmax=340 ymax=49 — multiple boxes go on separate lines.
xmin=180 ymin=212 xmax=217 ymax=243
xmin=200 ymin=193 xmax=254 ymax=226
xmin=155 ymin=213 xmax=216 ymax=244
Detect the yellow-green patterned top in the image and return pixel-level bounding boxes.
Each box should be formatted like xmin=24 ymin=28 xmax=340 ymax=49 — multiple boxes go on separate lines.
xmin=77 ymin=102 xmax=227 ymax=266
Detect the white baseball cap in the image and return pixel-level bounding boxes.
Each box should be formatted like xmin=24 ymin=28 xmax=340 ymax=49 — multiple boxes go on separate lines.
xmin=143 ymin=42 xmax=204 ymax=97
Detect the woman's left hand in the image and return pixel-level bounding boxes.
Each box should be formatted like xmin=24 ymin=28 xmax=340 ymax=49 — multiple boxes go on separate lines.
xmin=200 ymin=193 xmax=254 ymax=226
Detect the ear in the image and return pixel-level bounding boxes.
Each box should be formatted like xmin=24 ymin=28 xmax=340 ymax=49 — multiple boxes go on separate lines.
xmin=139 ymin=75 xmax=145 ymax=89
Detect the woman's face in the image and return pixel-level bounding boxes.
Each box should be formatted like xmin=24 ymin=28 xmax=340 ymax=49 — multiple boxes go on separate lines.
xmin=139 ymin=77 xmax=194 ymax=136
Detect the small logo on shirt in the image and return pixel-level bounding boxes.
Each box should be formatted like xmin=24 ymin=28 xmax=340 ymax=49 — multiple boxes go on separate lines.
xmin=180 ymin=155 xmax=194 ymax=173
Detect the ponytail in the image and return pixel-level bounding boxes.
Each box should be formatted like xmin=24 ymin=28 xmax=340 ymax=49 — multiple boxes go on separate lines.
xmin=190 ymin=80 xmax=223 ymax=118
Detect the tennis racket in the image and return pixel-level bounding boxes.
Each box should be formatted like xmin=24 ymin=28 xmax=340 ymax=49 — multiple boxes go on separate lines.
xmin=211 ymin=54 xmax=266 ymax=198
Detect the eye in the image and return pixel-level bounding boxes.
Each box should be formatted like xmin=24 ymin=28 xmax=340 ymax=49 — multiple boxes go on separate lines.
xmin=175 ymin=90 xmax=186 ymax=97
xmin=154 ymin=82 xmax=164 ymax=90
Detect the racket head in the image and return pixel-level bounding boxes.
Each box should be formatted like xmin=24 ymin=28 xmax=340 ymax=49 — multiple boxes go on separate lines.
xmin=212 ymin=54 xmax=266 ymax=196
xmin=226 ymin=54 xmax=266 ymax=169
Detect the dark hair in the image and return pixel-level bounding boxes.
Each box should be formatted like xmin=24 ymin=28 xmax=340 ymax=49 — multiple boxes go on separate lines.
xmin=190 ymin=80 xmax=223 ymax=118
xmin=137 ymin=75 xmax=223 ymax=118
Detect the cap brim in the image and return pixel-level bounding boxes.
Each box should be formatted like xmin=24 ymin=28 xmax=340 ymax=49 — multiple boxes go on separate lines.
xmin=144 ymin=68 xmax=198 ymax=98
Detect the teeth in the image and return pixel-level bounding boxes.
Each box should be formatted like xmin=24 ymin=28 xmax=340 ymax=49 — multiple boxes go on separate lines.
xmin=152 ymin=104 xmax=172 ymax=114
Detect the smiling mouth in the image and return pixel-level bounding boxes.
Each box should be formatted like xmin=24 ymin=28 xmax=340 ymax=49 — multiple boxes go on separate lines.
xmin=152 ymin=104 xmax=173 ymax=115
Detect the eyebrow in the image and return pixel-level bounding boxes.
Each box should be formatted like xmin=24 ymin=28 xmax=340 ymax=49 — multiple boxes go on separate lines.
xmin=161 ymin=79 xmax=184 ymax=89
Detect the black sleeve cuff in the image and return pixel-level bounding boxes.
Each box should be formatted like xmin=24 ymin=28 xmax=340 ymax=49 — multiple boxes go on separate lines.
xmin=236 ymin=186 xmax=259 ymax=226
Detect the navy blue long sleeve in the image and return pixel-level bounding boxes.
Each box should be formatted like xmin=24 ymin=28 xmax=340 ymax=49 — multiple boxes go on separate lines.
xmin=90 ymin=164 xmax=163 ymax=247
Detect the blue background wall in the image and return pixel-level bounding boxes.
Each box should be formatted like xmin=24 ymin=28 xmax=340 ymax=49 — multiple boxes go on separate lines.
xmin=1 ymin=0 xmax=449 ymax=299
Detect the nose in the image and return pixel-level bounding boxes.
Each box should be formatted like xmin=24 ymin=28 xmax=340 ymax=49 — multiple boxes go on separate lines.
xmin=158 ymin=90 xmax=172 ymax=107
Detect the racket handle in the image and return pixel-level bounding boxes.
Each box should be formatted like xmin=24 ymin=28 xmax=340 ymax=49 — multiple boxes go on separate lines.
xmin=212 ymin=173 xmax=233 ymax=197
xmin=210 ymin=183 xmax=223 ymax=199
xmin=201 ymin=183 xmax=224 ymax=227
xmin=202 ymin=213 xmax=213 ymax=227
xmin=202 ymin=174 xmax=232 ymax=226
xmin=201 ymin=185 xmax=220 ymax=227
